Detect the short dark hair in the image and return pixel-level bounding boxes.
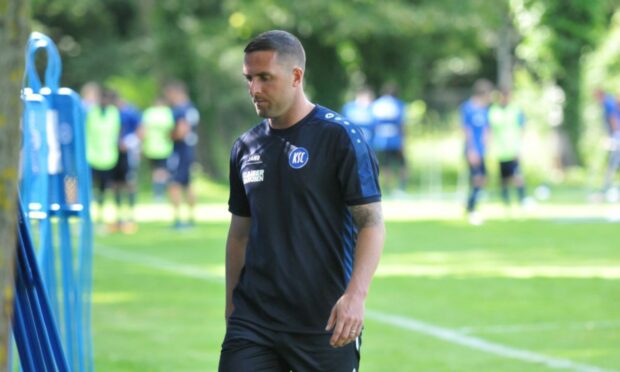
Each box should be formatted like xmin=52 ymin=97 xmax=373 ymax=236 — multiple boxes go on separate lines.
xmin=164 ymin=80 xmax=187 ymax=93
xmin=473 ymin=79 xmax=493 ymax=97
xmin=101 ymin=88 xmax=117 ymax=101
xmin=244 ymin=30 xmax=306 ymax=69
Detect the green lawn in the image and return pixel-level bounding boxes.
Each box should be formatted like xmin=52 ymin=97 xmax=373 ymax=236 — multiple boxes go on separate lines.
xmin=92 ymin=209 xmax=620 ymax=371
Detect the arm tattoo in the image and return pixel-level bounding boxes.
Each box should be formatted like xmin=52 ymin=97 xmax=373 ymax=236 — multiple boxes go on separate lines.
xmin=349 ymin=202 xmax=383 ymax=228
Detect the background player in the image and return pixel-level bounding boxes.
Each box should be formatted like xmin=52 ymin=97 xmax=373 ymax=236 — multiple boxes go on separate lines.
xmin=594 ymin=88 xmax=620 ymax=200
xmin=141 ymin=96 xmax=176 ymax=201
xmin=371 ymin=83 xmax=408 ymax=195
xmin=85 ymin=88 xmax=121 ymax=226
xmin=488 ymin=89 xmax=527 ymax=210
xmin=165 ymin=81 xmax=200 ymax=228
xmin=342 ymin=86 xmax=376 ymax=144
xmin=109 ymin=95 xmax=142 ymax=233
xmin=461 ymin=79 xmax=493 ymax=225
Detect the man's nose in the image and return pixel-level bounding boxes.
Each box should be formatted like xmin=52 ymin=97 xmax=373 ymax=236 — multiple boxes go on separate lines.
xmin=249 ymin=79 xmax=261 ymax=96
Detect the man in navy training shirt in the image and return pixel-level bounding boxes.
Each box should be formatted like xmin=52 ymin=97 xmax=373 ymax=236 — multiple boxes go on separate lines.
xmin=219 ymin=30 xmax=385 ymax=372
xmin=165 ymin=81 xmax=200 ymax=228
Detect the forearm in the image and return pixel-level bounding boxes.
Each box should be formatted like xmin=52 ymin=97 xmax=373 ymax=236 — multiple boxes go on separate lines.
xmin=345 ymin=224 xmax=385 ymax=299
xmin=173 ymin=121 xmax=190 ymax=140
xmin=327 ymin=202 xmax=384 ymax=347
xmin=346 ymin=202 xmax=385 ymax=299
xmin=225 ymin=237 xmax=246 ymax=319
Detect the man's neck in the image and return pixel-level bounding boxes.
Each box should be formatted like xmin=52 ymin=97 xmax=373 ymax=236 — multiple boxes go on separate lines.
xmin=471 ymin=96 xmax=487 ymax=108
xmin=269 ymin=96 xmax=315 ymax=130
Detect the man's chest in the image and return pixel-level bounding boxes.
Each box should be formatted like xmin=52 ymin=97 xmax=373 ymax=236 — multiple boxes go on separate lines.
xmin=238 ymin=134 xmax=336 ymax=197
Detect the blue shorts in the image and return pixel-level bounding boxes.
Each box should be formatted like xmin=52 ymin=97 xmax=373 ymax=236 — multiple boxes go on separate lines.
xmin=219 ymin=318 xmax=361 ymax=372
xmin=167 ymin=149 xmax=194 ymax=187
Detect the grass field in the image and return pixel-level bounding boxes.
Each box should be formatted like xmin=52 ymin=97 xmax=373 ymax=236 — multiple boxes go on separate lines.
xmin=92 ymin=200 xmax=620 ymax=371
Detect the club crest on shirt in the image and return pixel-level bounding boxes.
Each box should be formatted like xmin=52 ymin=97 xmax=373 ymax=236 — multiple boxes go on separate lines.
xmin=289 ymin=147 xmax=309 ymax=169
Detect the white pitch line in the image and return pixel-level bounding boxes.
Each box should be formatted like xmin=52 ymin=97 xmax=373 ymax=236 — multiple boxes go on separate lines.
xmin=458 ymin=320 xmax=620 ymax=335
xmin=95 ymin=245 xmax=223 ymax=283
xmin=366 ymin=310 xmax=617 ymax=372
xmin=95 ymin=245 xmax=617 ymax=372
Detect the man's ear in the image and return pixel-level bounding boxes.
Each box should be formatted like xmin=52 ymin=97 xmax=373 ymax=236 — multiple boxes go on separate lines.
xmin=292 ymin=67 xmax=304 ymax=87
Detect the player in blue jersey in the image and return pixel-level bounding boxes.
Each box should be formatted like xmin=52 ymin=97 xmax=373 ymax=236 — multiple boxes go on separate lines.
xmin=110 ymin=96 xmax=142 ymax=233
xmin=594 ymin=89 xmax=620 ymax=199
xmin=461 ymin=79 xmax=493 ymax=225
xmin=165 ymin=81 xmax=200 ymax=228
xmin=218 ymin=30 xmax=385 ymax=372
xmin=342 ymin=87 xmax=376 ymax=144
xmin=371 ymin=84 xmax=408 ymax=194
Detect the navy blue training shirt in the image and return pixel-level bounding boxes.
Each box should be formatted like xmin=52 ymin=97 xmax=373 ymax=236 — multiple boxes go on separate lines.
xmin=228 ymin=105 xmax=381 ymax=333
xmin=172 ymin=102 xmax=200 ymax=153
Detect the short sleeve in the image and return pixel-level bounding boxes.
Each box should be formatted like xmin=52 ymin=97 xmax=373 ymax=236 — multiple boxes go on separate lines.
xmin=336 ymin=127 xmax=382 ymax=206
xmin=228 ymin=140 xmax=251 ymax=216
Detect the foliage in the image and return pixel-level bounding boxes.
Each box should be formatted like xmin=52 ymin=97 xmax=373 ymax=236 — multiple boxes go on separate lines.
xmin=517 ymin=0 xmax=616 ymax=164
xmin=31 ymin=0 xmax=510 ymax=178
xmin=31 ymin=0 xmax=620 ymax=177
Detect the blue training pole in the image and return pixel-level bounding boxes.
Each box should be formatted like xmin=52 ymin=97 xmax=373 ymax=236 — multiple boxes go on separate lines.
xmin=15 ymin=200 xmax=71 ymax=372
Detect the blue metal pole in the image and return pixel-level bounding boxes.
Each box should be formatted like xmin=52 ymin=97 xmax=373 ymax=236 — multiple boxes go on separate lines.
xmin=16 ymin=234 xmax=55 ymax=372
xmin=12 ymin=295 xmax=35 ymax=372
xmin=18 ymin=203 xmax=71 ymax=372
xmin=14 ymin=245 xmax=47 ymax=371
xmin=57 ymin=213 xmax=76 ymax=370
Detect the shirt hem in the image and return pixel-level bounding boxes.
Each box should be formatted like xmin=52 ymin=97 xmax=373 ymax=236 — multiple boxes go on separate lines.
xmin=229 ymin=315 xmax=332 ymax=335
xmin=346 ymin=195 xmax=382 ymax=206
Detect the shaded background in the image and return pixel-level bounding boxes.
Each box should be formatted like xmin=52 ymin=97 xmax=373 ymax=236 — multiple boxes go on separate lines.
xmin=30 ymin=0 xmax=620 ymax=190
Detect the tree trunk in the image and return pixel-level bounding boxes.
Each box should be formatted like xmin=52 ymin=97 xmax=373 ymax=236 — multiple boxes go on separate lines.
xmin=0 ymin=1 xmax=29 ymax=370
xmin=557 ymin=59 xmax=582 ymax=166
xmin=496 ymin=10 xmax=515 ymax=91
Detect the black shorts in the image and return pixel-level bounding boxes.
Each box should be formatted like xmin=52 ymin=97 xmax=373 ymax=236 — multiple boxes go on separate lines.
xmin=219 ymin=319 xmax=361 ymax=372
xmin=110 ymin=152 xmax=132 ymax=183
xmin=149 ymin=158 xmax=168 ymax=171
xmin=91 ymin=168 xmax=112 ymax=191
xmin=499 ymin=160 xmax=520 ymax=180
xmin=376 ymin=149 xmax=405 ymax=169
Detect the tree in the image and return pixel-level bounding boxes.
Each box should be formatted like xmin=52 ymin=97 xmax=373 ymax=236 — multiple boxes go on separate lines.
xmin=524 ymin=0 xmax=610 ymax=165
xmin=0 ymin=0 xmax=29 ymax=370
xmin=30 ymin=0 xmax=517 ymax=178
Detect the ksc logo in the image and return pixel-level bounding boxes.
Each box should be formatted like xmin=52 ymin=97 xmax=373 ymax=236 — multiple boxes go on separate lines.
xmin=289 ymin=147 xmax=309 ymax=169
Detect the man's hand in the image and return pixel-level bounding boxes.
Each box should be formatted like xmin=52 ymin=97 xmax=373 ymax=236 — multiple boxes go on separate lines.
xmin=325 ymin=293 xmax=365 ymax=348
